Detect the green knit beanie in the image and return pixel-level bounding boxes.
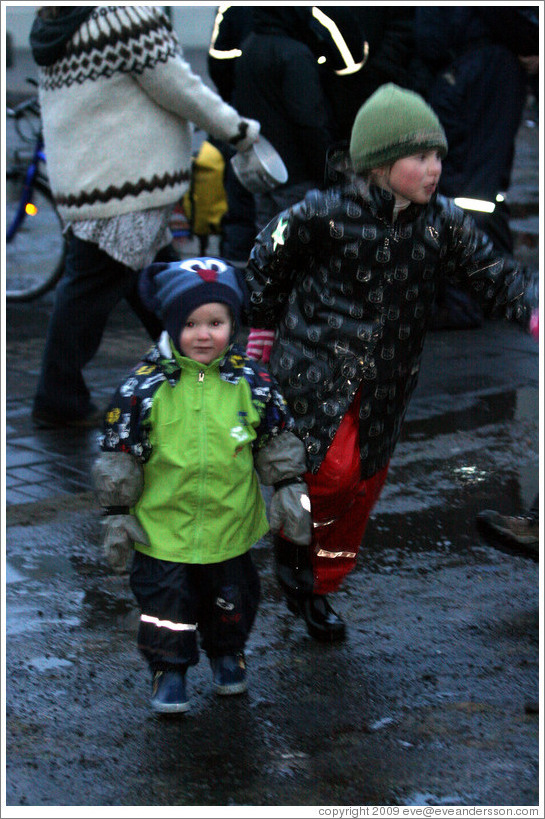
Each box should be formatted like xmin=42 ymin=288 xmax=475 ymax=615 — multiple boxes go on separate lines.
xmin=349 ymin=83 xmax=448 ymax=173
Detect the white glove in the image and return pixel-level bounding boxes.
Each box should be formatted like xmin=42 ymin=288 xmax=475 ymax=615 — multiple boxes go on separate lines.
xmin=232 ymin=118 xmax=260 ymax=152
xmin=269 ymin=480 xmax=312 ymax=546
xmin=101 ymin=514 xmax=150 ymax=573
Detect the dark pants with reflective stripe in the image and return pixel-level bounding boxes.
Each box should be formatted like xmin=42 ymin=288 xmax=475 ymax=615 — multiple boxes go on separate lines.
xmin=129 ymin=550 xmax=260 ymax=673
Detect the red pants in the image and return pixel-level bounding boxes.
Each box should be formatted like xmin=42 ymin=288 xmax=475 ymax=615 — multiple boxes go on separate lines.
xmin=305 ymin=390 xmax=389 ymax=595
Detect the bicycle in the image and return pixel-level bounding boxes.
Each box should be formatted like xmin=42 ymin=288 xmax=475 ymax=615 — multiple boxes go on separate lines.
xmin=5 ymin=85 xmax=68 ymax=302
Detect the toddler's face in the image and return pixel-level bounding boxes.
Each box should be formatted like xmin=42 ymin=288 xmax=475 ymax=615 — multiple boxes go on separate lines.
xmin=377 ymin=150 xmax=442 ymax=206
xmin=179 ymin=302 xmax=232 ymax=365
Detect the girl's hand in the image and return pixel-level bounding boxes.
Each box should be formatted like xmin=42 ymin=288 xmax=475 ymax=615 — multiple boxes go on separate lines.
xmin=529 ymin=309 xmax=539 ymax=341
xmin=246 ymin=328 xmax=275 ymax=363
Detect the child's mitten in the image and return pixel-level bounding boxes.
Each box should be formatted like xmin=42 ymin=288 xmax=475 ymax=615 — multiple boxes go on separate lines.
xmin=246 ymin=328 xmax=275 ymax=363
xmin=92 ymin=451 xmax=148 ymax=573
xmin=101 ymin=514 xmax=150 ymax=573
xmin=255 ymin=429 xmax=312 ymax=545
xmin=269 ymin=479 xmax=312 ymax=545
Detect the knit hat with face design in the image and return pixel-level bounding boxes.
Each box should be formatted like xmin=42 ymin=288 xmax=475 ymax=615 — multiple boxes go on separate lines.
xmin=139 ymin=257 xmax=248 ymax=352
xmin=349 ymin=83 xmax=448 ymax=173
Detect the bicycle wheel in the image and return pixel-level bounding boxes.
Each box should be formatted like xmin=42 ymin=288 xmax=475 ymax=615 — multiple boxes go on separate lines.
xmin=5 ymin=170 xmax=66 ymax=302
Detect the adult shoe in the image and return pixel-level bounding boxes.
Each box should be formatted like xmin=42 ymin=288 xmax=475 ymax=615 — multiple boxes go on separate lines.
xmin=476 ymin=509 xmax=539 ymax=561
xmin=288 ymin=593 xmax=346 ymax=642
xmin=31 ymin=404 xmax=103 ymax=430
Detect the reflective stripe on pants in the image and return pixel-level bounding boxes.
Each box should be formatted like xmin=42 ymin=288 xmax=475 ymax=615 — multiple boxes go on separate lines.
xmin=306 ymin=387 xmax=388 ymax=594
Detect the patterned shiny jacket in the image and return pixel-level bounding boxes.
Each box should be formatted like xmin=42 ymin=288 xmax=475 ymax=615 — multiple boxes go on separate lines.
xmin=245 ymin=179 xmax=538 ymax=478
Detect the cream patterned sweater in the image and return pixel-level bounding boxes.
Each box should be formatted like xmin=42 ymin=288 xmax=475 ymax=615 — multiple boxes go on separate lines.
xmin=38 ymin=6 xmax=259 ymax=222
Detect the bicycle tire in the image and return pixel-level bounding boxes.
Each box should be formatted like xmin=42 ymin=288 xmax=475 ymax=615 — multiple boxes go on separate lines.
xmin=5 ymin=170 xmax=66 ymax=302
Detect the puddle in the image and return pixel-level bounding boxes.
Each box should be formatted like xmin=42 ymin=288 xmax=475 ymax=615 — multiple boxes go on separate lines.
xmin=5 ymin=563 xmax=26 ymax=584
xmin=404 ymin=388 xmax=537 ymax=440
xmin=81 ymin=585 xmax=137 ymax=628
xmin=6 ymin=602 xmax=81 ymax=635
xmin=28 ymin=655 xmax=74 ymax=672
xmin=6 ymin=555 xmax=84 ymax=636
xmin=6 ymin=552 xmax=75 ymax=583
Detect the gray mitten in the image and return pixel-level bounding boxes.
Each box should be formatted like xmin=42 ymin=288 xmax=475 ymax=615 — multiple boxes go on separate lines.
xmin=92 ymin=451 xmax=149 ymax=572
xmin=269 ymin=480 xmax=312 ymax=546
xmin=255 ymin=430 xmax=308 ymax=485
xmin=101 ymin=514 xmax=150 ymax=573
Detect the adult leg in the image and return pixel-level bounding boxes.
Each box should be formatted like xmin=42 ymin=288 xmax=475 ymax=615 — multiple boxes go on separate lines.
xmin=213 ymin=139 xmax=258 ymax=264
xmin=33 ymin=236 xmax=149 ymax=421
xmin=124 ymin=243 xmax=179 ymax=340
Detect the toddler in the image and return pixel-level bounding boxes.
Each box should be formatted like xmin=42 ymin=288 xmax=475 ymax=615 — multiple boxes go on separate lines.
xmin=93 ymin=257 xmax=311 ymax=713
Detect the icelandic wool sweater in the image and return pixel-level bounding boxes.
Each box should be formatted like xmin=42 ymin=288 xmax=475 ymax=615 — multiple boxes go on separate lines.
xmin=35 ymin=6 xmax=258 ymax=222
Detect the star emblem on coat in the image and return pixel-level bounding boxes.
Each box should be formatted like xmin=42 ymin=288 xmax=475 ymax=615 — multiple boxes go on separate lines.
xmin=271 ymin=217 xmax=288 ymax=251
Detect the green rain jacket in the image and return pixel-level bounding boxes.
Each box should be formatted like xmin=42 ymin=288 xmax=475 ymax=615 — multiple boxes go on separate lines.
xmin=99 ymin=335 xmax=296 ymax=564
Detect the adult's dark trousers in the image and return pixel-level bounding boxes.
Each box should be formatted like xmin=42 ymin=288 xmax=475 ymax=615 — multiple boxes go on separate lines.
xmin=130 ymin=550 xmax=261 ymax=673
xmin=33 ymin=236 xmax=174 ymax=420
xmin=210 ymin=137 xmax=257 ymax=264
xmin=429 ymin=43 xmax=526 ymax=256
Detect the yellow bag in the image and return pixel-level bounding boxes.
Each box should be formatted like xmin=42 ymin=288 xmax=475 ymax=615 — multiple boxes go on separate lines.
xmin=182 ymin=140 xmax=228 ymax=240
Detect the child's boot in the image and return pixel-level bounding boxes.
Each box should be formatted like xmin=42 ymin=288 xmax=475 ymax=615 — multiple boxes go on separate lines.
xmin=210 ymin=652 xmax=248 ymax=695
xmin=150 ymin=668 xmax=190 ymax=714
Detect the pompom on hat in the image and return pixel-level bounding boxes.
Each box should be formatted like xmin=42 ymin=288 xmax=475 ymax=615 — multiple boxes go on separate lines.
xmin=349 ymin=83 xmax=448 ymax=173
xmin=139 ymin=257 xmax=249 ymax=351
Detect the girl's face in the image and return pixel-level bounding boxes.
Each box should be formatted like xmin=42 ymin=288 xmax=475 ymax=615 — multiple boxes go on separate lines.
xmin=374 ymin=150 xmax=442 ymax=206
xmin=179 ymin=302 xmax=232 ymax=365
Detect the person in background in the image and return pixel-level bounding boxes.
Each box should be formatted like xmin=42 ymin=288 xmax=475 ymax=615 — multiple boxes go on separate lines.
xmin=93 ymin=257 xmax=311 ymax=714
xmin=207 ymin=5 xmax=257 ymax=265
xmin=244 ymin=83 xmax=539 ymax=643
xmin=413 ymin=7 xmax=538 ymax=331
xmin=415 ymin=5 xmax=539 ymax=258
xmin=320 ymin=6 xmax=427 ymax=144
xmin=476 ymin=307 xmax=539 ymax=562
xmin=29 ymin=5 xmax=260 ymax=428
xmin=232 ymin=7 xmax=334 ymax=232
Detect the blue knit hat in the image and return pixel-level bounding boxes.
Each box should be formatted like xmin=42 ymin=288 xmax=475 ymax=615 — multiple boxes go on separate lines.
xmin=139 ymin=257 xmax=248 ymax=351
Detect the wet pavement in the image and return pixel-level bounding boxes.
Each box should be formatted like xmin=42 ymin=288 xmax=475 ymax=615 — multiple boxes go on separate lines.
xmin=3 ymin=50 xmax=542 ymax=812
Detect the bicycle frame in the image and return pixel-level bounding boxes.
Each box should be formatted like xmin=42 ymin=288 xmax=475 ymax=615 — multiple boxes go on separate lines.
xmin=6 ymin=132 xmax=46 ymax=243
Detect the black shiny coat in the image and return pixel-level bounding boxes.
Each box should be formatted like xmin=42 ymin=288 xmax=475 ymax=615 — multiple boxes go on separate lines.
xmin=245 ymin=179 xmax=537 ymax=477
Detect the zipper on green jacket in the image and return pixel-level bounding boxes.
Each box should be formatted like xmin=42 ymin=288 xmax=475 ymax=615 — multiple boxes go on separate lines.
xmin=196 ymin=368 xmax=206 ymax=552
